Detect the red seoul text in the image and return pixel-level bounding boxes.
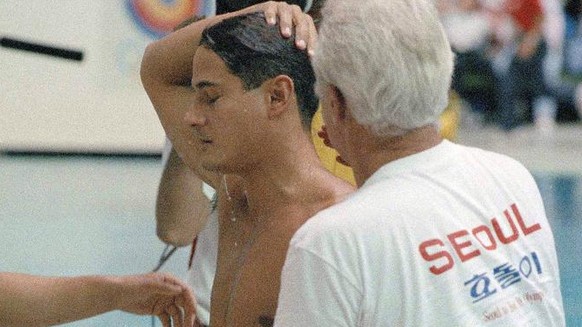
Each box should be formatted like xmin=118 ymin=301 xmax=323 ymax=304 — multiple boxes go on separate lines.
xmin=418 ymin=203 xmax=541 ymax=275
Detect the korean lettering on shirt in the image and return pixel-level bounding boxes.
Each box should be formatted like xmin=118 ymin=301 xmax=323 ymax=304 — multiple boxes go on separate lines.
xmin=464 ymin=252 xmax=543 ymax=303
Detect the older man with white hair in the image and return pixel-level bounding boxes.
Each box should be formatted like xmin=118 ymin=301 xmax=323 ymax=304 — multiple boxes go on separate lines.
xmin=274 ymin=0 xmax=565 ymax=326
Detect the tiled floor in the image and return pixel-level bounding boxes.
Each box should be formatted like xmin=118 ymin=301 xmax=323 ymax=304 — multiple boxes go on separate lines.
xmin=1 ymin=122 xmax=581 ymax=326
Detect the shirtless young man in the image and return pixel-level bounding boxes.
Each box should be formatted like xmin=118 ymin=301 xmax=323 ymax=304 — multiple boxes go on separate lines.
xmin=140 ymin=3 xmax=354 ymax=326
xmin=154 ymin=0 xmax=351 ymax=249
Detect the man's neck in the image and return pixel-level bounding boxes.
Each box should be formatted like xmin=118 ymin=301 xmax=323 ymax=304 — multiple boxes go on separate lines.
xmin=351 ymin=125 xmax=443 ymax=186
xmin=244 ymin=150 xmax=324 ymax=215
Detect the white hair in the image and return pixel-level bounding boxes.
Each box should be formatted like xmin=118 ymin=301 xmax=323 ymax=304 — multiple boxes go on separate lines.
xmin=313 ymin=0 xmax=455 ymax=136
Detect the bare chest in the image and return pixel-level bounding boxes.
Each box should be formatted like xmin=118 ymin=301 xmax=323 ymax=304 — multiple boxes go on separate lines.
xmin=210 ymin=214 xmax=304 ymax=327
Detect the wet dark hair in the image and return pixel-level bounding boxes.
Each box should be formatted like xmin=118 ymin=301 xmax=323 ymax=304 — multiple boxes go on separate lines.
xmin=199 ymin=12 xmax=318 ymax=129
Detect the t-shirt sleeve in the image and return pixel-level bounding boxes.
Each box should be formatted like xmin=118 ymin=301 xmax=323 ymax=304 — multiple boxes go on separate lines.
xmin=274 ymin=245 xmax=362 ymax=326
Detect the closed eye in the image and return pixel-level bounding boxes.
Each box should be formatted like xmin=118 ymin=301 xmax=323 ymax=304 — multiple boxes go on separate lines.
xmin=195 ymin=93 xmax=220 ymax=107
xmin=192 ymin=80 xmax=221 ymax=107
xmin=207 ymin=96 xmax=219 ymax=105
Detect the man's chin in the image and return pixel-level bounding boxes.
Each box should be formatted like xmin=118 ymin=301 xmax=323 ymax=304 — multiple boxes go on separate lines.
xmin=202 ymin=161 xmax=234 ymax=174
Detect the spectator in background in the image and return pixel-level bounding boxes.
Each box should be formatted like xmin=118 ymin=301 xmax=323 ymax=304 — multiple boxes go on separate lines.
xmin=564 ymin=0 xmax=582 ymax=79
xmin=490 ymin=0 xmax=553 ymax=132
xmin=439 ymin=0 xmax=498 ymax=125
xmin=483 ymin=0 xmax=581 ymax=131
xmin=539 ymin=0 xmax=582 ymax=130
xmin=564 ymin=0 xmax=582 ymax=117
xmin=540 ymin=0 xmax=566 ymax=111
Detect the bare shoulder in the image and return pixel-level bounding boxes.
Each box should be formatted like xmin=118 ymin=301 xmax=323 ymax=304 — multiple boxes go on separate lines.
xmin=330 ymin=176 xmax=355 ymax=199
xmin=315 ymin=171 xmax=355 ymax=207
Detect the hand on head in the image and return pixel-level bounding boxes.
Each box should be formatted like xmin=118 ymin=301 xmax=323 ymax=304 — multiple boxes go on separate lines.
xmin=241 ymin=1 xmax=318 ymax=55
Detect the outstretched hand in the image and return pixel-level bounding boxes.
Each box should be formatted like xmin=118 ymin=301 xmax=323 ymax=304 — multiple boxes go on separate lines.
xmin=115 ymin=272 xmax=196 ymax=327
xmin=241 ymin=1 xmax=318 ymax=55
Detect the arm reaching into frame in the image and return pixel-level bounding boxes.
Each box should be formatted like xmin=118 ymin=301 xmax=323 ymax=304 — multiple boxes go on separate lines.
xmin=0 ymin=272 xmax=196 ymax=327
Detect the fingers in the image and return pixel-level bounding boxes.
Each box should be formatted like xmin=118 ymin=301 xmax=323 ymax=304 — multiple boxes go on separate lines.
xmin=293 ymin=15 xmax=309 ymax=50
xmin=194 ymin=317 xmax=205 ymax=327
xmin=157 ymin=273 xmax=197 ymax=327
xmin=166 ymin=304 xmax=183 ymax=327
xmin=260 ymin=1 xmax=317 ymax=54
xmin=276 ymin=2 xmax=297 ymax=38
xmin=180 ymin=286 xmax=197 ymax=327
xmin=115 ymin=272 xmax=197 ymax=326
xmin=153 ymin=273 xmax=185 ymax=295
xmin=159 ymin=312 xmax=172 ymax=327
xmin=290 ymin=5 xmax=317 ymax=53
xmin=263 ymin=1 xmax=278 ymax=26
xmin=305 ymin=19 xmax=317 ymax=56
xmin=154 ymin=296 xmax=195 ymax=327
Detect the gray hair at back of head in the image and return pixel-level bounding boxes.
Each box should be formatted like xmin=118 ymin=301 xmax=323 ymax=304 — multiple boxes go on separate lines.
xmin=313 ymin=0 xmax=454 ymax=136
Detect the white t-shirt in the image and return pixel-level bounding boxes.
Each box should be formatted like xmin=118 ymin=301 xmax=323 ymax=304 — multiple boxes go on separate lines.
xmin=275 ymin=140 xmax=564 ymax=327
xmin=187 ymin=208 xmax=218 ymax=326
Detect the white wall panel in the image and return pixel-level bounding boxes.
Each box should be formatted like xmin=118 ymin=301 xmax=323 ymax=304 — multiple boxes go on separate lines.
xmin=0 ymin=1 xmax=165 ymax=153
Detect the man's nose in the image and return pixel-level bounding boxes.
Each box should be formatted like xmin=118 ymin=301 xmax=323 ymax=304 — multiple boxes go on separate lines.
xmin=184 ymin=109 xmax=207 ymax=127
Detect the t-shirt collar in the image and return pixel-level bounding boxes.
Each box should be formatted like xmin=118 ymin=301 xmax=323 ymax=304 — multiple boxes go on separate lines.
xmin=362 ymin=139 xmax=454 ymax=188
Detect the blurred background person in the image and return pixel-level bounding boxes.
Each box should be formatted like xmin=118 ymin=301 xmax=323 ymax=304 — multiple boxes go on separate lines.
xmin=450 ymin=0 xmax=582 ymax=133
xmin=438 ymin=0 xmax=498 ymax=126
xmin=486 ymin=0 xmax=552 ymax=132
xmin=564 ymin=0 xmax=582 ymax=117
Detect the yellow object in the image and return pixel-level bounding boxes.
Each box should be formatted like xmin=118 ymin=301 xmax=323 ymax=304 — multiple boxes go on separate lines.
xmin=311 ymin=93 xmax=460 ymax=185
xmin=311 ymin=109 xmax=356 ymax=185
xmin=439 ymin=91 xmax=461 ymax=141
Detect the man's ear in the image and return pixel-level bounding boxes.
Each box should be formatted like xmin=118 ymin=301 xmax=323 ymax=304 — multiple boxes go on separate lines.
xmin=266 ymin=75 xmax=294 ymax=119
xmin=329 ymin=85 xmax=347 ymax=121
